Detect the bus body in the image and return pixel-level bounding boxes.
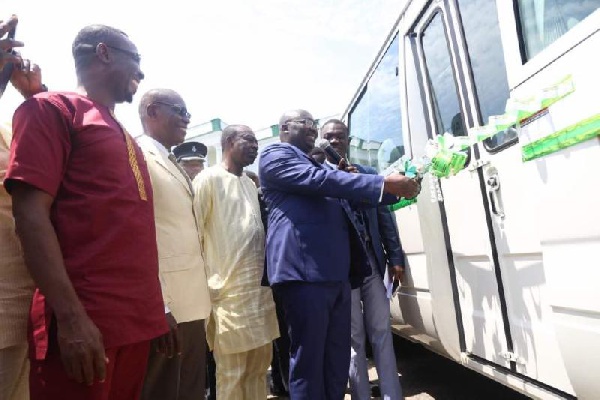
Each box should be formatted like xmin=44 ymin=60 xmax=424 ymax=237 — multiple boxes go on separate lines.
xmin=344 ymin=1 xmax=600 ymax=398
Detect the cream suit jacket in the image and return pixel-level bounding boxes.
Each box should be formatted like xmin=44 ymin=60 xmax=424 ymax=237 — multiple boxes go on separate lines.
xmin=138 ymin=136 xmax=211 ymax=323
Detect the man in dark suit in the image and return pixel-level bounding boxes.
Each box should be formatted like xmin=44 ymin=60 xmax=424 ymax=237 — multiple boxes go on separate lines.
xmin=321 ymin=119 xmax=404 ymax=399
xmin=245 ymin=169 xmax=290 ymax=397
xmin=258 ymin=109 xmax=419 ymax=400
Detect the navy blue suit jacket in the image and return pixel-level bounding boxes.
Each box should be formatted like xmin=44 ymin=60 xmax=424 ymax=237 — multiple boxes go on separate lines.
xmin=259 ymin=143 xmax=397 ymax=287
xmin=355 ymin=164 xmax=405 ymax=278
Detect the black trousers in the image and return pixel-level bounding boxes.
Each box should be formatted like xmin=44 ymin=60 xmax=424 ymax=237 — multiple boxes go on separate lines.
xmin=270 ymin=289 xmax=290 ymax=392
xmin=206 ymin=349 xmax=216 ymax=400
xmin=140 ymin=319 xmax=206 ymax=400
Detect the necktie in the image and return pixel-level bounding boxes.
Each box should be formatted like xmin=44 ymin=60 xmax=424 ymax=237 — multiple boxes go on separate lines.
xmin=354 ymin=210 xmax=371 ymax=244
xmin=168 ymin=153 xmax=194 ymax=193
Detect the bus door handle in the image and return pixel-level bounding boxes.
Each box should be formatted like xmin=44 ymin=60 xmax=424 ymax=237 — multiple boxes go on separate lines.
xmin=486 ymin=174 xmax=505 ymax=219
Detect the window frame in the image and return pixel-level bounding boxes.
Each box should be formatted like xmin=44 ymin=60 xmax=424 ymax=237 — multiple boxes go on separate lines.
xmin=347 ymin=33 xmax=405 ymax=172
xmin=450 ymin=0 xmax=518 ymax=153
xmin=514 ymin=0 xmax=600 ymax=62
xmin=415 ymin=6 xmax=474 ymax=165
xmin=498 ymin=1 xmax=600 ymax=89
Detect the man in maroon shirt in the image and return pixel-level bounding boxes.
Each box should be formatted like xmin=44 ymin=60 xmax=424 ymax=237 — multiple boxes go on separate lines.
xmin=4 ymin=25 xmax=168 ymax=400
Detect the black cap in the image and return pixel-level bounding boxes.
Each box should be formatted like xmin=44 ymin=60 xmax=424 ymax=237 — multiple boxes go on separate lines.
xmin=173 ymin=141 xmax=207 ymax=162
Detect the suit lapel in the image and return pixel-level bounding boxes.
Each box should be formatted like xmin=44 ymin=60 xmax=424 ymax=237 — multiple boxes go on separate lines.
xmin=160 ymin=153 xmax=193 ymax=195
xmin=143 ymin=143 xmax=192 ymax=196
xmin=286 ymin=143 xmax=325 ymax=169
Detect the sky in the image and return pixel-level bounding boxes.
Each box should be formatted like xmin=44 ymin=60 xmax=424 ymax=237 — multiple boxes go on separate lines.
xmin=0 ymin=0 xmax=404 ymax=134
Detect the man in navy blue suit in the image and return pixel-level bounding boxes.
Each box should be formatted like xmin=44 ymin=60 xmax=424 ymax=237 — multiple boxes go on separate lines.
xmin=322 ymin=119 xmax=404 ymax=400
xmin=258 ymin=110 xmax=419 ymax=400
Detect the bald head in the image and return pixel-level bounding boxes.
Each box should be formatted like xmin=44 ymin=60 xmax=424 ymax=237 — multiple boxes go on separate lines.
xmin=139 ymin=89 xmax=182 ymax=120
xmin=221 ymin=125 xmax=252 ymax=149
xmin=139 ymin=88 xmax=189 ymax=148
xmin=278 ymin=109 xmax=317 ymax=153
xmin=221 ymin=124 xmax=258 ymax=175
xmin=278 ymin=109 xmax=313 ymax=131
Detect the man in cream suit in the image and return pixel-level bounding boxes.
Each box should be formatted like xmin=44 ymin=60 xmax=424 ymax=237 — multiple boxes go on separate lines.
xmin=137 ymin=88 xmax=211 ymax=400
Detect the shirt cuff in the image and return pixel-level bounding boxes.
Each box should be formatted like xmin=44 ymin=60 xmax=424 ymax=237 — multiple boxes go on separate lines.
xmin=378 ymin=181 xmax=385 ymax=202
xmin=164 ymin=304 xmax=171 ymax=314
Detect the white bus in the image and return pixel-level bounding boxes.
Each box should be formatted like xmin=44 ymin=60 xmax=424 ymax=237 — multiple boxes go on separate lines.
xmin=344 ymin=1 xmax=600 ymax=398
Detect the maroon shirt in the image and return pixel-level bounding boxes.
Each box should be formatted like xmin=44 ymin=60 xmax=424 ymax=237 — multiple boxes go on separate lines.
xmin=5 ymin=92 xmax=168 ymax=359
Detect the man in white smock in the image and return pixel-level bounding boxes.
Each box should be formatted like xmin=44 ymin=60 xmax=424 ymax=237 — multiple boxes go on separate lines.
xmin=193 ymin=124 xmax=279 ymax=400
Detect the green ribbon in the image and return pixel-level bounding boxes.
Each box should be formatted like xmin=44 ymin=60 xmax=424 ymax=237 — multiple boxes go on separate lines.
xmin=386 ymin=75 xmax=582 ymax=199
xmin=389 ymin=196 xmax=417 ymax=211
xmin=469 ymin=75 xmax=576 ymax=145
xmin=430 ymin=150 xmax=466 ymax=178
xmin=522 ymin=113 xmax=600 ymax=162
xmin=422 ymin=134 xmax=469 ymax=178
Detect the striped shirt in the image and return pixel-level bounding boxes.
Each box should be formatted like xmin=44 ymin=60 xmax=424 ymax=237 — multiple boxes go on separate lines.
xmin=193 ymin=165 xmax=279 ymax=354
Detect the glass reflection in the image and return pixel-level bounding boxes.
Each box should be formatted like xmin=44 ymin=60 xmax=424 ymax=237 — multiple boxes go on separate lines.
xmin=421 ymin=12 xmax=463 ymax=138
xmin=348 ymin=34 xmax=404 ymax=172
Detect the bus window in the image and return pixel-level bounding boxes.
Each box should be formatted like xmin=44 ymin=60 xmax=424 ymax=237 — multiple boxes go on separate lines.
xmin=348 ymin=34 xmax=404 ymax=172
xmin=457 ymin=0 xmax=515 ymax=151
xmin=517 ymin=0 xmax=600 ymax=60
xmin=421 ymin=13 xmax=464 ymax=140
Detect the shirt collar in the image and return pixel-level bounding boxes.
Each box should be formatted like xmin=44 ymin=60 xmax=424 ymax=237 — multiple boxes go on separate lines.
xmin=325 ymin=159 xmax=337 ymax=169
xmin=138 ymin=134 xmax=170 ymax=157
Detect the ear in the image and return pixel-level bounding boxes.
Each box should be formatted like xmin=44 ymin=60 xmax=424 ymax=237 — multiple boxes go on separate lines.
xmin=146 ymin=103 xmax=158 ymax=118
xmin=227 ymin=134 xmax=238 ymax=147
xmin=95 ymin=43 xmax=111 ymax=64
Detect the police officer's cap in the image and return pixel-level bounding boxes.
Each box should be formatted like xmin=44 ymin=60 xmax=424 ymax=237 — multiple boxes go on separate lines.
xmin=173 ymin=141 xmax=207 ymax=162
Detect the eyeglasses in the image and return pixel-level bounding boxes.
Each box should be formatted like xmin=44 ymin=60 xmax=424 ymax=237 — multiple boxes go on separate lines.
xmin=77 ymin=43 xmax=141 ymax=63
xmin=286 ymin=119 xmax=317 ymax=128
xmin=152 ymin=101 xmax=192 ymax=119
xmin=105 ymin=45 xmax=141 ymax=63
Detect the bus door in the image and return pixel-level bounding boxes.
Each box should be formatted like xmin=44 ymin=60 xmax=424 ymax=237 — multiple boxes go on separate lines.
xmin=410 ymin=0 xmax=575 ymax=394
xmin=409 ymin=1 xmax=512 ymax=369
xmin=452 ymin=0 xmax=581 ymax=394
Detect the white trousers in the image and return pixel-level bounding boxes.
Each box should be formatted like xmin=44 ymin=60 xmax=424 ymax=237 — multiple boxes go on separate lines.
xmin=0 ymin=343 xmax=29 ymax=400
xmin=214 ymin=343 xmax=272 ymax=400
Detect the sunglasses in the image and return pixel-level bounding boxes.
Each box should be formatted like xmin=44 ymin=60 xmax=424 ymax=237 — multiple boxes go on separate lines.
xmin=152 ymin=101 xmax=192 ymax=119
xmin=281 ymin=119 xmax=319 ymax=133
xmin=77 ymin=43 xmax=142 ymax=63
xmin=287 ymin=119 xmax=317 ymax=128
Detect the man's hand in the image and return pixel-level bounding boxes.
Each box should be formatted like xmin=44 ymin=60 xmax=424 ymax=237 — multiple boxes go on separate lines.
xmin=0 ymin=15 xmax=23 ymax=70
xmin=155 ymin=312 xmax=181 ymax=358
xmin=389 ymin=265 xmax=405 ymax=283
xmin=56 ymin=312 xmax=108 ymax=386
xmin=10 ymin=59 xmax=44 ymax=99
xmin=383 ymin=174 xmax=420 ymax=199
xmin=337 ymin=158 xmax=358 ymax=173
xmin=0 ymin=45 xmax=21 ymax=70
